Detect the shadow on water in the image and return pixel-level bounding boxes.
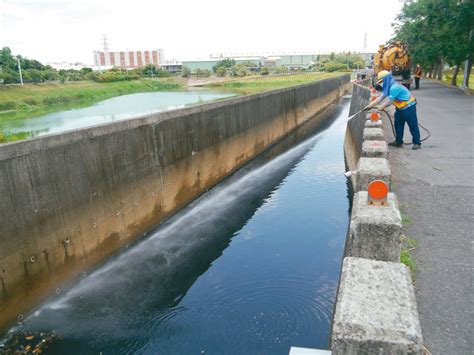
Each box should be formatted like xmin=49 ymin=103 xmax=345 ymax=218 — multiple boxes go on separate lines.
xmin=2 ymin=97 xmax=351 ymax=354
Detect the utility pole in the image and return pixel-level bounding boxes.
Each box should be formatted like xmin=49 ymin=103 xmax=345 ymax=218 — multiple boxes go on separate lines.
xmin=16 ymin=56 xmax=23 ymax=85
xmin=102 ymin=34 xmax=109 ymax=53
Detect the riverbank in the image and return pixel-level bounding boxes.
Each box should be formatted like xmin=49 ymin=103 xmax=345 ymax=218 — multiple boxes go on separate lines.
xmin=0 ymin=79 xmax=181 ymax=121
xmin=204 ymin=72 xmax=345 ymax=95
xmin=0 ymin=73 xmax=348 ymax=143
xmin=0 ymin=91 xmax=235 ymax=143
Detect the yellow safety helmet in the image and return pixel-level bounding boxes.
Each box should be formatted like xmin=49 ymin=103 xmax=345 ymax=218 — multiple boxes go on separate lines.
xmin=377 ymin=70 xmax=390 ymax=84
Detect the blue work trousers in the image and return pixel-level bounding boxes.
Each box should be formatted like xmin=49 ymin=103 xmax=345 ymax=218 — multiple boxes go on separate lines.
xmin=394 ymin=104 xmax=421 ymax=145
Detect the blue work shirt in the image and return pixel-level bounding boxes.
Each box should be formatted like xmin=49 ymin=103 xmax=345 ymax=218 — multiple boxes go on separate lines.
xmin=388 ymin=83 xmax=416 ymax=110
xmin=388 ymin=83 xmax=411 ymax=102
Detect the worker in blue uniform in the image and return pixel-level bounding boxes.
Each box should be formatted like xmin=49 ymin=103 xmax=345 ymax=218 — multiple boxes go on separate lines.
xmin=367 ymin=70 xmax=421 ymax=150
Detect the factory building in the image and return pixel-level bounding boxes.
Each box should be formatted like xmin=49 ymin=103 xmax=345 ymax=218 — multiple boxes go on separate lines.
xmin=181 ymin=53 xmax=333 ymax=73
xmin=93 ymin=49 xmax=164 ymax=69
xmin=182 ymin=58 xmax=261 ymax=73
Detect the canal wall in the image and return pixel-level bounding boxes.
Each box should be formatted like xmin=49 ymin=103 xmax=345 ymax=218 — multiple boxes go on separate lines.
xmin=331 ymin=82 xmax=424 ymax=354
xmin=343 ymin=80 xmax=371 ymax=190
xmin=0 ymin=74 xmax=350 ymax=331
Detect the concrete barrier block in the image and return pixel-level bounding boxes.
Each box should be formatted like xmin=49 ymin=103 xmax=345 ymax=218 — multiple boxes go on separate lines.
xmin=332 ymin=257 xmax=423 ymax=355
xmin=362 ymin=140 xmax=388 ymax=158
xmin=365 ymin=109 xmax=380 ymax=117
xmin=356 ymin=158 xmax=391 ymax=192
xmin=364 ymin=119 xmax=382 ymax=128
xmin=363 ymin=127 xmax=384 ymax=141
xmin=346 ymin=191 xmax=401 ymax=261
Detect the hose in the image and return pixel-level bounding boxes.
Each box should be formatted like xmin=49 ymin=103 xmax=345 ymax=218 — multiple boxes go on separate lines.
xmin=380 ymin=108 xmax=431 ymax=144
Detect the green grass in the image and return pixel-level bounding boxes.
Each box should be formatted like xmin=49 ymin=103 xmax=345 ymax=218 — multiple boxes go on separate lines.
xmin=0 ymin=131 xmax=31 ymax=143
xmin=204 ymin=72 xmax=347 ymax=95
xmin=441 ymin=72 xmax=474 ymax=90
xmin=0 ymin=78 xmax=181 ymax=122
xmin=401 ymin=213 xmax=411 ymax=226
xmin=400 ymin=234 xmax=419 ymax=278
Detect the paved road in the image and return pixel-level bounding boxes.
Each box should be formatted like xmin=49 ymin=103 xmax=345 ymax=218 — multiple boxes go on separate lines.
xmin=383 ymin=80 xmax=473 ymax=354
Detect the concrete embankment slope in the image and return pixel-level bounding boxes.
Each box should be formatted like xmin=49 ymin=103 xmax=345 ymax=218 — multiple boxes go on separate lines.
xmin=384 ymin=80 xmax=473 ymax=354
xmin=0 ymin=74 xmax=350 ymax=332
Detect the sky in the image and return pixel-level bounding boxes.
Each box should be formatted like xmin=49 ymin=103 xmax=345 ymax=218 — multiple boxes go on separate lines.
xmin=1 ymin=0 xmax=403 ymax=65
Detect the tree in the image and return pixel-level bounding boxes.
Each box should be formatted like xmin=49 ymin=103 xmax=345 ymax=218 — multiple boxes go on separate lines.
xmin=333 ymin=53 xmax=366 ymax=69
xmin=27 ymin=69 xmax=44 ymax=83
xmin=196 ymin=68 xmax=210 ymax=77
xmin=142 ymin=64 xmax=158 ymax=76
xmin=0 ymin=67 xmax=19 ymax=84
xmin=216 ymin=67 xmax=226 ymax=77
xmin=181 ymin=66 xmax=191 ymax=78
xmin=230 ymin=64 xmax=248 ymax=77
xmin=212 ymin=58 xmax=236 ymax=73
xmin=42 ymin=69 xmax=59 ymax=82
xmin=321 ymin=62 xmax=349 ymax=72
xmin=80 ymin=67 xmax=93 ymax=75
xmin=275 ymin=66 xmax=288 ymax=74
xmin=260 ymin=66 xmax=270 ymax=75
xmin=0 ymin=47 xmax=16 ymax=70
xmin=392 ymin=0 xmax=473 ymax=86
xmin=85 ymin=71 xmax=98 ymax=81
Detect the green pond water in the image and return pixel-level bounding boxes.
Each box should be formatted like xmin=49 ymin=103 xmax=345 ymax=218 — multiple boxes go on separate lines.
xmin=0 ymin=90 xmax=236 ymax=140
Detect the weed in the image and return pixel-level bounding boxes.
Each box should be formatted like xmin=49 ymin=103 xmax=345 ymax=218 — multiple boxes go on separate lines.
xmin=205 ymin=72 xmax=344 ymax=95
xmin=401 ymin=213 xmax=411 ymax=226
xmin=0 ymin=131 xmax=31 ymax=143
xmin=400 ymin=234 xmax=419 ymax=278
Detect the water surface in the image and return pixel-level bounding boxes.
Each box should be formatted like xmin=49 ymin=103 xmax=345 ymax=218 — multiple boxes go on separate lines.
xmin=0 ymin=90 xmax=235 ymax=139
xmin=3 ymin=97 xmax=351 ymax=354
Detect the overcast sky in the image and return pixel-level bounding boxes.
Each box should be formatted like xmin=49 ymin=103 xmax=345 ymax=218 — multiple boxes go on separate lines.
xmin=1 ymin=0 xmax=403 ymax=65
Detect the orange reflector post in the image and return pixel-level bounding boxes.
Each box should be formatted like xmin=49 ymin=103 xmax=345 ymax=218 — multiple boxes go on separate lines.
xmin=367 ymin=180 xmax=389 ymax=205
xmin=371 ymin=88 xmax=377 ymax=94
xmin=371 ymin=96 xmax=377 ymax=101
xmin=370 ymin=112 xmax=381 ymax=121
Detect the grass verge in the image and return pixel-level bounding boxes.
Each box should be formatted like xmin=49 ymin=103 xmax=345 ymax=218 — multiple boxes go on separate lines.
xmin=400 ymin=234 xmax=419 ymax=278
xmin=203 ymin=72 xmax=346 ymax=95
xmin=441 ymin=72 xmax=474 ymax=90
xmin=0 ymin=79 xmax=181 ymax=122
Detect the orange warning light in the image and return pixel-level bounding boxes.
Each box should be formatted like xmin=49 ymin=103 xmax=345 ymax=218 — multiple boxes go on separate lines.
xmin=370 ymin=112 xmax=381 ymax=121
xmin=370 ymin=96 xmax=377 ymax=101
xmin=367 ymin=180 xmax=389 ymax=205
xmin=371 ymin=88 xmax=377 ymax=94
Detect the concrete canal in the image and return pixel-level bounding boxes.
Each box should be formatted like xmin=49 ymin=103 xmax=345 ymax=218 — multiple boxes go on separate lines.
xmin=2 ymin=96 xmax=352 ymax=354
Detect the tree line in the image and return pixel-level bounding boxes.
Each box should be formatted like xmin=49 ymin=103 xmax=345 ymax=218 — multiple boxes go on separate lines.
xmin=392 ymin=0 xmax=473 ymax=86
xmin=181 ymin=53 xmax=366 ymax=78
xmin=0 ymin=47 xmax=170 ymax=84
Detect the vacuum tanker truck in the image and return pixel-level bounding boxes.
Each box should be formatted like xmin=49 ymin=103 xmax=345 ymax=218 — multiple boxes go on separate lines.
xmin=373 ymin=41 xmax=412 ymax=89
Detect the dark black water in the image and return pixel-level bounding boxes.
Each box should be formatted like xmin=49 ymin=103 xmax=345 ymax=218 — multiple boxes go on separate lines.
xmin=3 ymin=97 xmax=351 ymax=355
